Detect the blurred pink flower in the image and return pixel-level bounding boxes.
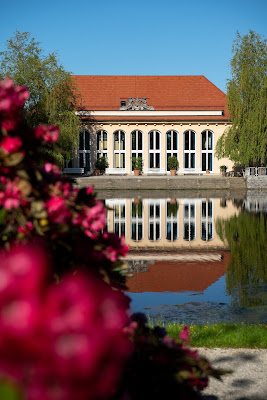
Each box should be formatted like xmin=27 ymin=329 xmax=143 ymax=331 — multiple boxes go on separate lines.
xmin=1 ymin=135 xmax=22 ymax=154
xmin=179 ymin=325 xmax=190 ymax=343
xmin=0 ymin=180 xmax=21 ymax=209
xmin=44 ymin=162 xmax=60 ymax=174
xmin=0 ymin=244 xmax=132 ymax=400
xmin=0 ymin=79 xmax=29 ymax=131
xmin=46 ymin=195 xmax=71 ymax=224
xmin=35 ymin=125 xmax=59 ymax=143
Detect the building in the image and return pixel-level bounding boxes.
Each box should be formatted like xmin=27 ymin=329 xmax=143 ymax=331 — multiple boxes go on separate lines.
xmin=71 ymin=75 xmax=233 ymax=175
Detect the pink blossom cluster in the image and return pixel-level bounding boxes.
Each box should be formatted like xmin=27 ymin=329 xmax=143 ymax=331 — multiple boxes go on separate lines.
xmin=0 ymin=177 xmax=21 ymax=209
xmin=0 ymin=79 xmax=29 ymax=131
xmin=35 ymin=125 xmax=59 ymax=143
xmin=72 ymin=201 xmax=106 ymax=239
xmin=0 ymin=243 xmax=132 ymax=400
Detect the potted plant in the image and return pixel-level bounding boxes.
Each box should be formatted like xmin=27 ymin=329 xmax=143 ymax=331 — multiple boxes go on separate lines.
xmin=168 ymin=156 xmax=179 ymax=176
xmin=131 ymin=156 xmax=143 ymax=176
xmin=95 ymin=156 xmax=109 ymax=175
xmin=220 ymin=165 xmax=227 ymax=176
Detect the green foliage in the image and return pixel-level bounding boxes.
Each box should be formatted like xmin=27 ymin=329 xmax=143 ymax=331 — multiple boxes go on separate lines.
xmin=216 ymin=212 xmax=267 ymax=308
xmin=0 ymin=381 xmax=21 ymax=400
xmin=220 ymin=165 xmax=227 ymax=171
xmin=131 ymin=156 xmax=143 ymax=171
xmin=0 ymin=31 xmax=81 ymax=160
xmin=95 ymin=156 xmax=109 ymax=170
xmin=167 ymin=155 xmax=179 ymax=170
xmin=215 ymin=31 xmax=267 ymax=166
xmin=162 ymin=322 xmax=267 ymax=349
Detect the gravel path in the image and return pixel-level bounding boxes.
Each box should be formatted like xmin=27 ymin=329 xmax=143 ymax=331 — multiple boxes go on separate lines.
xmin=198 ymin=348 xmax=267 ymax=400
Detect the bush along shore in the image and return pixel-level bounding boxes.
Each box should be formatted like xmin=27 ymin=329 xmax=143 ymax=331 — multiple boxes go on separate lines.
xmin=148 ymin=321 xmax=267 ymax=349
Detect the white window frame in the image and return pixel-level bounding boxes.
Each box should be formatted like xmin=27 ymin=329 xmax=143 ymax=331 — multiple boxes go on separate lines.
xmin=78 ymin=128 xmax=91 ymax=170
xmin=131 ymin=130 xmax=143 ymax=171
xmin=166 ymin=130 xmax=179 ymax=171
xmin=114 ymin=130 xmax=126 ymax=168
xmin=184 ymin=130 xmax=196 ymax=169
xmin=201 ymin=130 xmax=213 ymax=172
xmin=148 ymin=130 xmax=161 ymax=168
xmin=96 ymin=130 xmax=108 ymax=159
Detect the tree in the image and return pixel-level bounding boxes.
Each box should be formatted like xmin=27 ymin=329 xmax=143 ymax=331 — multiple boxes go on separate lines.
xmin=216 ymin=31 xmax=267 ymax=166
xmin=0 ymin=30 xmax=82 ymax=161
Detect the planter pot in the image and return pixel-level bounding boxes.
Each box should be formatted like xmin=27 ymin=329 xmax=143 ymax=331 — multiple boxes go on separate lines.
xmin=170 ymin=169 xmax=176 ymax=176
xmin=134 ymin=169 xmax=140 ymax=176
xmin=94 ymin=169 xmax=100 ymax=176
xmin=206 ymin=170 xmax=210 ymax=174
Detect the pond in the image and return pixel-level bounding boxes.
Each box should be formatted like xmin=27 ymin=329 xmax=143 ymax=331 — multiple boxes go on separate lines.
xmin=102 ymin=192 xmax=267 ymax=325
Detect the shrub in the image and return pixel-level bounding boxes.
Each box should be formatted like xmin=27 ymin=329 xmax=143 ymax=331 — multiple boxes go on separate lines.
xmin=95 ymin=156 xmax=109 ymax=171
xmin=131 ymin=156 xmax=143 ymax=171
xmin=168 ymin=155 xmax=179 ymax=170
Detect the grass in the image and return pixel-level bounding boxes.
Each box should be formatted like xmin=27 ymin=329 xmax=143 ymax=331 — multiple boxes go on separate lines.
xmin=148 ymin=319 xmax=267 ymax=348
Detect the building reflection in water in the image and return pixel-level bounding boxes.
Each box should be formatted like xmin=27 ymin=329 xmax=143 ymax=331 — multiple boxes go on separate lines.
xmin=105 ymin=197 xmax=236 ymax=249
xmin=104 ymin=197 xmax=238 ymax=297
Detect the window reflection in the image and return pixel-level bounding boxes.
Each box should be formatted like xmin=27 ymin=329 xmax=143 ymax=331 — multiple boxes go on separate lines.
xmin=201 ymin=200 xmax=213 ymax=241
xmin=183 ymin=202 xmax=196 ymax=241
xmin=148 ymin=200 xmax=161 ymax=241
xmin=166 ymin=199 xmax=179 ymax=241
xmin=114 ymin=201 xmax=126 ymax=237
xmin=131 ymin=200 xmax=143 ymax=241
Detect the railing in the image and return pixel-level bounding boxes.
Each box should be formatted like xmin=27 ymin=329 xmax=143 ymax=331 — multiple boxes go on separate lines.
xmin=244 ymin=167 xmax=267 ymax=176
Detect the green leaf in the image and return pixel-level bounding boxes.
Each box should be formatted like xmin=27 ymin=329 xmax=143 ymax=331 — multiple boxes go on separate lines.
xmin=0 ymin=380 xmax=21 ymax=400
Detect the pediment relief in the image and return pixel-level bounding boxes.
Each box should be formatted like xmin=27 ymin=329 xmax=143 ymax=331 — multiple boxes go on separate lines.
xmin=120 ymin=97 xmax=155 ymax=111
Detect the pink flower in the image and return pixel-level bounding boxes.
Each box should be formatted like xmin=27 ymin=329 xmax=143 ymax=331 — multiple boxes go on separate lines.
xmin=0 ymin=180 xmax=21 ymax=209
xmin=0 ymin=244 xmax=133 ymax=400
xmin=0 ymin=79 xmax=29 ymax=131
xmin=44 ymin=162 xmax=60 ymax=174
xmin=179 ymin=325 xmax=190 ymax=343
xmin=18 ymin=221 xmax=34 ymax=236
xmin=35 ymin=125 xmax=59 ymax=143
xmin=46 ymin=195 xmax=71 ymax=224
xmin=0 ymin=135 xmax=22 ymax=154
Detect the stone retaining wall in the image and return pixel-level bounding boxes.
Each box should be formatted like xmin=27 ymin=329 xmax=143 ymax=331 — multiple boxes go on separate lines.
xmin=246 ymin=176 xmax=267 ymax=190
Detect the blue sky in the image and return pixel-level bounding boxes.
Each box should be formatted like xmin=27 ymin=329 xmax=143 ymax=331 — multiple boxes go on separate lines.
xmin=1 ymin=0 xmax=267 ymax=92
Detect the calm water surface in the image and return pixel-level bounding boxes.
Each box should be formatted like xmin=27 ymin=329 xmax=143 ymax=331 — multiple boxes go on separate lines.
xmin=103 ymin=193 xmax=267 ymax=324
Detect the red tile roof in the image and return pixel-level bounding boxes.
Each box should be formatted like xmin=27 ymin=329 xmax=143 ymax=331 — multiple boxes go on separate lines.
xmin=126 ymin=251 xmax=230 ymax=293
xmin=72 ymin=75 xmax=227 ymax=113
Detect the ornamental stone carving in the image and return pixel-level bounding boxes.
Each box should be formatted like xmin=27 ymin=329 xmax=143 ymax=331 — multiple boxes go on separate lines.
xmin=125 ymin=260 xmax=154 ymax=274
xmin=120 ymin=97 xmax=155 ymax=111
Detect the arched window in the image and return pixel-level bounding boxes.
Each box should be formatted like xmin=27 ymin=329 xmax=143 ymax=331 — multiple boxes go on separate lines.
xmin=148 ymin=200 xmax=161 ymax=241
xmin=113 ymin=130 xmax=125 ymax=168
xmin=78 ymin=128 xmax=90 ymax=170
xmin=166 ymin=199 xmax=179 ymax=241
xmin=183 ymin=202 xmax=196 ymax=241
xmin=131 ymin=200 xmax=143 ymax=241
xmin=149 ymin=130 xmax=161 ymax=168
xmin=201 ymin=130 xmax=213 ymax=171
xmin=131 ymin=130 xmax=143 ymax=171
xmin=96 ymin=130 xmax=108 ymax=159
xmin=201 ymin=200 xmax=213 ymax=241
xmin=166 ymin=130 xmax=178 ymax=171
xmin=184 ymin=130 xmax=196 ymax=169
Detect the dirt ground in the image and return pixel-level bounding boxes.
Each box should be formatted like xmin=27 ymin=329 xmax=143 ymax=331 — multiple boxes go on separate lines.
xmin=199 ymin=348 xmax=267 ymax=400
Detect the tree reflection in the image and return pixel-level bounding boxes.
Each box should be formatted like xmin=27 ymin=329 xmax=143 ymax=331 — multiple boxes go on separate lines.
xmin=216 ymin=212 xmax=267 ymax=308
